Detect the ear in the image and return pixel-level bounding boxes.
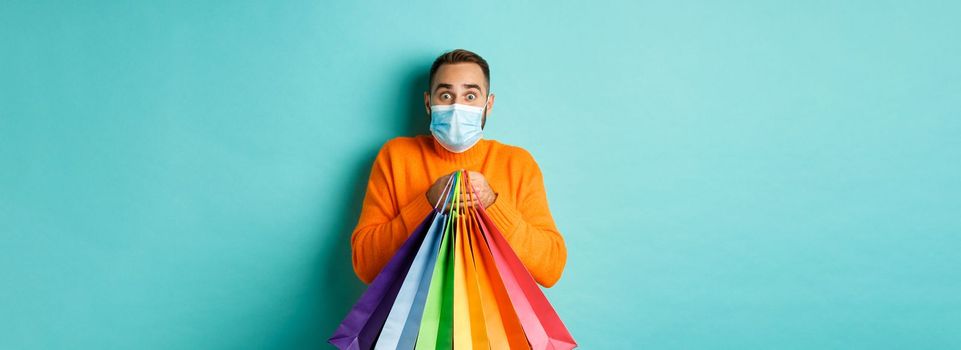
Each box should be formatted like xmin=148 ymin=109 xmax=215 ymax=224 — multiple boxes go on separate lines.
xmin=423 ymin=91 xmax=431 ymax=117
xmin=482 ymin=93 xmax=494 ymax=129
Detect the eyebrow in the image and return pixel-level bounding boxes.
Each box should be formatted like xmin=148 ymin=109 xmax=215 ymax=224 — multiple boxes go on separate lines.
xmin=433 ymin=83 xmax=485 ymax=93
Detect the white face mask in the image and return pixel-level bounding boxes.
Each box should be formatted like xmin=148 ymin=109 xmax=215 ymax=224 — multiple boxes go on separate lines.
xmin=429 ymin=98 xmax=488 ymax=153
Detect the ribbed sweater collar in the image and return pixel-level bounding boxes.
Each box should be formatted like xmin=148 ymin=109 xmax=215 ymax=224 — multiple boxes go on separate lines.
xmin=427 ymin=135 xmax=490 ymax=164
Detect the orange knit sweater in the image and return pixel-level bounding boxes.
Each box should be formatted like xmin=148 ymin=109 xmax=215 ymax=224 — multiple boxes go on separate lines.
xmin=351 ymin=135 xmax=568 ymax=288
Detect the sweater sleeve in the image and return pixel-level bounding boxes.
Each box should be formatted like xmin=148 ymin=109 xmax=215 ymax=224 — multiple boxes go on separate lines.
xmin=484 ymin=156 xmax=568 ymax=288
xmin=350 ymin=143 xmax=435 ymax=284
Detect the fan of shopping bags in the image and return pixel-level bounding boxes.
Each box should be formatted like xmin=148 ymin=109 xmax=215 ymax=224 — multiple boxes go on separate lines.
xmin=329 ymin=170 xmax=576 ymax=349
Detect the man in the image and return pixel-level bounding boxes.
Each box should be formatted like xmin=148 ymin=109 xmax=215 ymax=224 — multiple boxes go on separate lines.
xmin=350 ymin=49 xmax=567 ymax=288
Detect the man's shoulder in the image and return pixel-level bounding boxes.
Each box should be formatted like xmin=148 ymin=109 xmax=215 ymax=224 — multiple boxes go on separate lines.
xmin=378 ymin=135 xmax=429 ymax=155
xmin=486 ymin=139 xmax=538 ymax=163
xmin=487 ymin=138 xmax=532 ymax=155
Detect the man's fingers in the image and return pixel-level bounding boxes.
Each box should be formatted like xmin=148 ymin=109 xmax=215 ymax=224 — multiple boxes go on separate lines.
xmin=441 ymin=199 xmax=482 ymax=211
xmin=443 ymin=199 xmax=481 ymax=211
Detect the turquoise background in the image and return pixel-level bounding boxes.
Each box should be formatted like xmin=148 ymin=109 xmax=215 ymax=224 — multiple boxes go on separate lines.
xmin=2 ymin=0 xmax=960 ymax=349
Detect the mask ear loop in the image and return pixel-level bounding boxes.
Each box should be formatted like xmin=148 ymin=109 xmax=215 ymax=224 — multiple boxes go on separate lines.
xmin=481 ymin=93 xmax=492 ymax=128
xmin=432 ymin=171 xmax=458 ymax=212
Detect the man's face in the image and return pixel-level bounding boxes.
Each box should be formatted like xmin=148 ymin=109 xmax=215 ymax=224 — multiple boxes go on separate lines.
xmin=424 ymin=63 xmax=495 ymax=128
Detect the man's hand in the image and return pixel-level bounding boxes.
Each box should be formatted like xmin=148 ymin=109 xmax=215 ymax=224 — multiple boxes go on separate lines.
xmin=426 ymin=170 xmax=498 ymax=210
xmin=426 ymin=172 xmax=456 ymax=209
xmin=465 ymin=171 xmax=497 ymax=208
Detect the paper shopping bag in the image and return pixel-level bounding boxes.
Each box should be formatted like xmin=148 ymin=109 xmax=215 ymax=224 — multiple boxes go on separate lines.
xmin=412 ymin=210 xmax=454 ymax=349
xmin=414 ymin=172 xmax=463 ymax=349
xmin=373 ymin=211 xmax=446 ymax=349
xmin=328 ymin=212 xmax=438 ymax=350
xmin=466 ymin=174 xmax=577 ymax=350
xmin=331 ymin=169 xmax=576 ymax=349
xmin=464 ymin=198 xmax=530 ymax=349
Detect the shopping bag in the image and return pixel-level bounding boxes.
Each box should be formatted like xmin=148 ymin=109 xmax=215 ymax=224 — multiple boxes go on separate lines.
xmin=452 ymin=179 xmax=492 ymax=349
xmin=415 ymin=173 xmax=462 ymax=349
xmin=413 ymin=209 xmax=454 ymax=349
xmin=463 ymin=194 xmax=529 ymax=349
xmin=374 ymin=175 xmax=458 ymax=349
xmin=328 ymin=212 xmax=436 ymax=349
xmin=331 ymin=169 xmax=577 ymax=349
xmin=373 ymin=212 xmax=446 ymax=349
xmin=467 ymin=174 xmax=578 ymax=350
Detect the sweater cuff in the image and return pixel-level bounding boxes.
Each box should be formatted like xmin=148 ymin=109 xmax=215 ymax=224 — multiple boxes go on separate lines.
xmin=485 ymin=197 xmax=524 ymax=239
xmin=400 ymin=193 xmax=436 ymax=235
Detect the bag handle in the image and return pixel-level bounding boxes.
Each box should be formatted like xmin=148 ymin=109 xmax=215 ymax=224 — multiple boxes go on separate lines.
xmin=432 ymin=170 xmax=458 ymax=211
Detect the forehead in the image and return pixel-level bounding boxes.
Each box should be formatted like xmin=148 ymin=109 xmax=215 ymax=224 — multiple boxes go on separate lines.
xmin=432 ymin=63 xmax=487 ymax=90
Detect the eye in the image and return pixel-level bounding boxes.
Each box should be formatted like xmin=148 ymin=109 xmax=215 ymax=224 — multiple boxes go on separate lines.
xmin=440 ymin=93 xmax=452 ymax=100
xmin=466 ymin=93 xmax=477 ymax=101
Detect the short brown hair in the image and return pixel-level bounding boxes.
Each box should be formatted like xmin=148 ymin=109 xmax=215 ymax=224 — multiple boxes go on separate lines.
xmin=428 ymin=49 xmax=490 ymax=94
